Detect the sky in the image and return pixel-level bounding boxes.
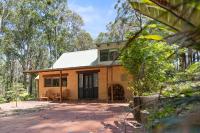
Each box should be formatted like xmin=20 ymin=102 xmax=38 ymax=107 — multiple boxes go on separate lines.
xmin=68 ymin=0 xmax=117 ymax=39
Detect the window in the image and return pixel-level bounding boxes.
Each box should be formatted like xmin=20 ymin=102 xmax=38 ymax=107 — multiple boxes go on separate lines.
xmin=44 ymin=78 xmax=51 ymax=87
xmin=79 ymin=74 xmax=83 ymax=88
xmin=52 ymin=78 xmax=59 ymax=87
xmin=62 ymin=78 xmax=67 ymax=86
xmin=100 ymin=49 xmax=109 ymax=61
xmin=109 ymin=50 xmax=119 ymax=61
xmin=193 ymin=51 xmax=200 ymax=62
xmin=89 ymin=76 xmax=92 ymax=88
xmin=100 ymin=49 xmax=119 ymax=62
xmin=44 ymin=77 xmax=67 ymax=87
xmin=93 ymin=73 xmax=98 ymax=87
xmin=85 ymin=75 xmax=88 ymax=88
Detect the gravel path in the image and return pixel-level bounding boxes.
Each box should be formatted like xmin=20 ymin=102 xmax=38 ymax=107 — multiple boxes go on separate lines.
xmin=0 ymin=101 xmax=138 ymax=133
xmin=0 ymin=101 xmax=56 ymax=117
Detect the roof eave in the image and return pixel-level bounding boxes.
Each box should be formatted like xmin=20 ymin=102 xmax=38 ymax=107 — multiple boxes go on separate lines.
xmin=24 ymin=64 xmax=122 ymax=74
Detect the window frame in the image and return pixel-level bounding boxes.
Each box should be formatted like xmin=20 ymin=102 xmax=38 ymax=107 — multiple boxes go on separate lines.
xmin=100 ymin=48 xmax=119 ymax=62
xmin=100 ymin=49 xmax=109 ymax=61
xmin=109 ymin=49 xmax=119 ymax=61
xmin=44 ymin=76 xmax=67 ymax=87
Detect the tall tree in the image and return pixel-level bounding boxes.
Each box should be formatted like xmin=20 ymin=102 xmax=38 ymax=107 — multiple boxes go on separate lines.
xmin=0 ymin=0 xmax=93 ymax=97
xmin=74 ymin=30 xmax=94 ymax=50
xmin=95 ymin=0 xmax=147 ymax=43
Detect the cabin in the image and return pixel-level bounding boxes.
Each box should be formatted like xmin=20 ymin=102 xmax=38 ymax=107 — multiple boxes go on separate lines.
xmin=27 ymin=41 xmax=133 ymax=102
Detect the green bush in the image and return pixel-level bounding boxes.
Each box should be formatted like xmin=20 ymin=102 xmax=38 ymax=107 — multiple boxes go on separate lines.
xmin=19 ymin=92 xmax=35 ymax=101
xmin=120 ymin=40 xmax=174 ymax=95
xmin=0 ymin=96 xmax=6 ymax=104
xmin=5 ymin=90 xmax=15 ymax=102
xmin=186 ymin=62 xmax=200 ymax=74
xmin=162 ymin=82 xmax=198 ymax=97
xmin=3 ymin=83 xmax=36 ymax=102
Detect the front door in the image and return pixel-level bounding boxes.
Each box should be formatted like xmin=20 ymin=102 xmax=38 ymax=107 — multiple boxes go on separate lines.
xmin=78 ymin=72 xmax=98 ymax=99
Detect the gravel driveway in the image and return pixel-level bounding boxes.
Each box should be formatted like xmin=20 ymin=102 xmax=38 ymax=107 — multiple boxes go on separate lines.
xmin=0 ymin=101 xmax=135 ymax=133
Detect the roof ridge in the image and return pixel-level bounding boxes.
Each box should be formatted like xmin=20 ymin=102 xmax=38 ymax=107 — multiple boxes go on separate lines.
xmin=63 ymin=49 xmax=97 ymax=55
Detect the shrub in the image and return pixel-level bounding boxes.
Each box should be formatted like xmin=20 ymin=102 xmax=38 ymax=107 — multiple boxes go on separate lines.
xmin=120 ymin=40 xmax=174 ymax=95
xmin=19 ymin=92 xmax=35 ymax=101
xmin=5 ymin=90 xmax=15 ymax=102
xmin=4 ymin=83 xmax=25 ymax=102
xmin=0 ymin=96 xmax=6 ymax=104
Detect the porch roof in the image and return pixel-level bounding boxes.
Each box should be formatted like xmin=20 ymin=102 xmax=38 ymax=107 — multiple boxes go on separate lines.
xmin=24 ymin=64 xmax=121 ymax=74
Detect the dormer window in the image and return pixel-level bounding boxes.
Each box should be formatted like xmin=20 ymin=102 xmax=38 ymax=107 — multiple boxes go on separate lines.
xmin=100 ymin=49 xmax=109 ymax=61
xmin=100 ymin=49 xmax=119 ymax=62
xmin=109 ymin=49 xmax=119 ymax=61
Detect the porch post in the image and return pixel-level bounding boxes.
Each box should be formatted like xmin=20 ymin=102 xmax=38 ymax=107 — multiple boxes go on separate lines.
xmin=37 ymin=79 xmax=39 ymax=99
xmin=111 ymin=85 xmax=113 ymax=102
xmin=106 ymin=67 xmax=109 ymax=102
xmin=111 ymin=66 xmax=113 ymax=102
xmin=60 ymin=70 xmax=63 ymax=102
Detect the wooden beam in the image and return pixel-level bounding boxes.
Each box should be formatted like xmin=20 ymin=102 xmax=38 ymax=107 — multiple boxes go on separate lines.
xmin=111 ymin=85 xmax=113 ymax=102
xmin=111 ymin=66 xmax=113 ymax=102
xmin=43 ymin=74 xmax=68 ymax=78
xmin=37 ymin=79 xmax=39 ymax=99
xmin=76 ymin=69 xmax=100 ymax=74
xmin=23 ymin=64 xmax=122 ymax=74
xmin=106 ymin=66 xmax=109 ymax=102
xmin=60 ymin=70 xmax=63 ymax=102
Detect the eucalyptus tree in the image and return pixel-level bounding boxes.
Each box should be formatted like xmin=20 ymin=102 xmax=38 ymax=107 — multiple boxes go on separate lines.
xmin=95 ymin=0 xmax=148 ymax=43
xmin=1 ymin=0 xmax=46 ymax=93
xmin=39 ymin=0 xmax=85 ymax=64
xmin=74 ymin=30 xmax=94 ymax=50
xmin=95 ymin=32 xmax=109 ymax=44
xmin=0 ymin=0 xmax=13 ymax=32
xmin=0 ymin=0 xmax=93 ymax=96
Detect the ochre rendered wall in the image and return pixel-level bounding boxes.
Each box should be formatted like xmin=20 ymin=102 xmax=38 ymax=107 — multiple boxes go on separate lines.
xmin=38 ymin=66 xmax=132 ymax=101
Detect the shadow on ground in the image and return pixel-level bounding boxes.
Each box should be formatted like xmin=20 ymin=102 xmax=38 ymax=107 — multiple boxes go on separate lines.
xmin=0 ymin=102 xmax=139 ymax=133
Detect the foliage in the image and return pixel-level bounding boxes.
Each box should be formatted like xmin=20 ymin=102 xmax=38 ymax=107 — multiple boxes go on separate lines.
xmin=121 ymin=40 xmax=174 ymax=95
xmin=138 ymin=35 xmax=163 ymax=41
xmin=146 ymin=61 xmax=200 ymax=128
xmin=1 ymin=83 xmax=35 ymax=102
xmin=162 ymin=82 xmax=200 ymax=97
xmin=19 ymin=92 xmax=35 ymax=101
xmin=74 ymin=30 xmax=94 ymax=50
xmin=186 ymin=62 xmax=200 ymax=74
xmin=0 ymin=0 xmax=94 ymax=97
xmin=163 ymin=62 xmax=200 ymax=97
xmin=95 ymin=0 xmax=148 ymax=43
xmin=147 ymin=105 xmax=176 ymax=124
xmin=146 ymin=96 xmax=200 ymax=130
xmin=95 ymin=32 xmax=109 ymax=44
xmin=129 ymin=0 xmax=200 ymax=50
xmin=0 ymin=95 xmax=6 ymax=104
xmin=4 ymin=83 xmax=24 ymax=102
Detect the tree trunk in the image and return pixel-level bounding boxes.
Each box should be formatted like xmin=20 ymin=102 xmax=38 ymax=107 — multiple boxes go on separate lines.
xmin=179 ymin=53 xmax=186 ymax=70
xmin=28 ymin=74 xmax=33 ymax=95
xmin=133 ymin=96 xmax=142 ymax=122
xmin=188 ymin=48 xmax=193 ymax=66
xmin=23 ymin=73 xmax=27 ymax=92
